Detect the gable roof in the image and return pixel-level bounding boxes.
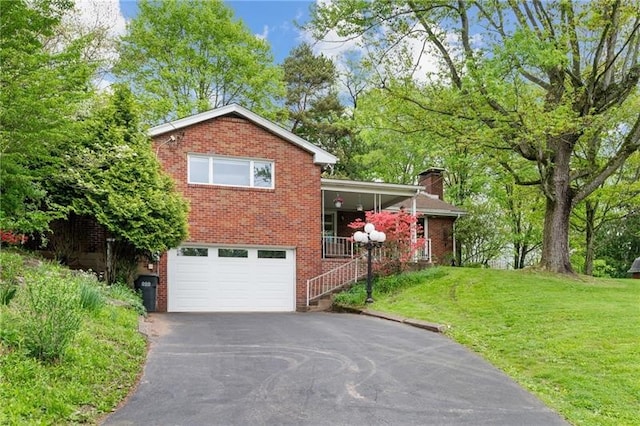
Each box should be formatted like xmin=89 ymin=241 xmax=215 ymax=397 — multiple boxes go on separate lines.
xmin=148 ymin=104 xmax=338 ymax=165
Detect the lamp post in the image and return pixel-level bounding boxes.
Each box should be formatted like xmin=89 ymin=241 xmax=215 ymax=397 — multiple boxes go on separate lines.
xmin=353 ymin=223 xmax=386 ymax=303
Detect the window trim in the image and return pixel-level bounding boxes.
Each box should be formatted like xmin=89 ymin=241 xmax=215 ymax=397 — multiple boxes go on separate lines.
xmin=188 ymin=154 xmax=274 ymax=189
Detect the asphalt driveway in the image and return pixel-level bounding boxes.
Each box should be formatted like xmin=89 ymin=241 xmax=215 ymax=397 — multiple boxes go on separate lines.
xmin=103 ymin=313 xmax=567 ymax=425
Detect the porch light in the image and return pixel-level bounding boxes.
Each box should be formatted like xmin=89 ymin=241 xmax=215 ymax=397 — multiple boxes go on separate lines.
xmin=353 ymin=223 xmax=386 ymax=303
xmin=333 ymin=194 xmax=344 ymax=208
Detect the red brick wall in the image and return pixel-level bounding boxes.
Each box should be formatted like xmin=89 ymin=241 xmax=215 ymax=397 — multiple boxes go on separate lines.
xmin=154 ymin=116 xmax=323 ymax=311
xmin=426 ymin=216 xmax=455 ymax=264
xmin=419 ymin=171 xmax=444 ymax=199
xmin=322 ymin=258 xmax=351 ymax=274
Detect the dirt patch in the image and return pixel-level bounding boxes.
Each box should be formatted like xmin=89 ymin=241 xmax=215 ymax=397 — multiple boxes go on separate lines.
xmin=139 ymin=313 xmax=172 ymax=341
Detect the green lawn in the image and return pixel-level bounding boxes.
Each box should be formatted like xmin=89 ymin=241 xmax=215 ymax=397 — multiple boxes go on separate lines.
xmin=342 ymin=267 xmax=640 ymax=426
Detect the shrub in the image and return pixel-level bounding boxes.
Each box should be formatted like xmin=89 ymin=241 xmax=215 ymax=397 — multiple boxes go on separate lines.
xmin=9 ymin=273 xmax=83 ymax=362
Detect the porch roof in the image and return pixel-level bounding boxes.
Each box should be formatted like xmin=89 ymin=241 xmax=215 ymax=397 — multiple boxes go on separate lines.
xmin=387 ymin=193 xmax=467 ymax=218
xmin=321 ymin=178 xmax=423 ymax=211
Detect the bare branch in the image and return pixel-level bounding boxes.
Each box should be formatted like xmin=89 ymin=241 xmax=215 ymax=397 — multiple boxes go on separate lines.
xmin=407 ymin=0 xmax=463 ymax=89
xmin=563 ymin=0 xmax=582 ymax=79
xmin=499 ymin=161 xmax=542 ymax=186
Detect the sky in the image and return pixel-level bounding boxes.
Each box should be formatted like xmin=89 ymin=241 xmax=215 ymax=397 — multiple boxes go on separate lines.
xmin=118 ymin=0 xmax=315 ymax=63
xmin=74 ymin=0 xmax=436 ymax=88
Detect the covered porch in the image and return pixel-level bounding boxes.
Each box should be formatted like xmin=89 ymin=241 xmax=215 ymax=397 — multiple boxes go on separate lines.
xmin=320 ymin=178 xmax=431 ymax=261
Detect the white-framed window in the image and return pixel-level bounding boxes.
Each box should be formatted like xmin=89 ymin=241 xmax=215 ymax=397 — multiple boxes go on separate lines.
xmin=188 ymin=155 xmax=274 ymax=188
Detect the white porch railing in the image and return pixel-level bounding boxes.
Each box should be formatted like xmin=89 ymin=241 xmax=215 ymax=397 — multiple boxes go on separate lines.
xmin=306 ymin=257 xmax=367 ymax=306
xmin=416 ymin=238 xmax=432 ymax=262
xmin=321 ymin=236 xmax=432 ymax=261
xmin=323 ymin=236 xmax=354 ymax=258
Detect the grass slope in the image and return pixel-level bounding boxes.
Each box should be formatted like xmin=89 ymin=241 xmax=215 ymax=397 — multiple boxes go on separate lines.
xmin=358 ymin=267 xmax=640 ymax=426
xmin=0 ymin=251 xmax=147 ymax=424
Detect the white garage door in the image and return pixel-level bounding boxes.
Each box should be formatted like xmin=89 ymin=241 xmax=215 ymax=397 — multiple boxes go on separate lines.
xmin=167 ymin=246 xmax=296 ymax=312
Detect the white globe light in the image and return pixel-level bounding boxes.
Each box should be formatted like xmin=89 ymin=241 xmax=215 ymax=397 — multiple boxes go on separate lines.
xmin=378 ymin=232 xmax=386 ymax=242
xmin=369 ymin=230 xmax=380 ymax=241
xmin=361 ymin=233 xmax=369 ymax=243
xmin=353 ymin=231 xmax=364 ymax=242
xmin=364 ymin=223 xmax=375 ymax=234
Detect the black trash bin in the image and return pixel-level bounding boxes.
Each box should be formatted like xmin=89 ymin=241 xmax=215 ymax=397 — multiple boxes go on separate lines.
xmin=134 ymin=274 xmax=158 ymax=312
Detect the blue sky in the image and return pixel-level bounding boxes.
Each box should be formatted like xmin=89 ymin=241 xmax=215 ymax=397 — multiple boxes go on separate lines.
xmin=118 ymin=0 xmax=315 ymax=63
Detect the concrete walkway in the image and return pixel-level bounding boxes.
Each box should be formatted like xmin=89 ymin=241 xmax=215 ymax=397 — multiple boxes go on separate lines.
xmin=103 ymin=312 xmax=568 ymax=426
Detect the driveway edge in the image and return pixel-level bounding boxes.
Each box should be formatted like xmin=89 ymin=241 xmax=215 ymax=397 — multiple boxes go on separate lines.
xmin=333 ymin=305 xmax=448 ymax=333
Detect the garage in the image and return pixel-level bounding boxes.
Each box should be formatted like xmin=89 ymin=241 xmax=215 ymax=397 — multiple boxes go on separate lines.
xmin=166 ymin=246 xmax=296 ymax=312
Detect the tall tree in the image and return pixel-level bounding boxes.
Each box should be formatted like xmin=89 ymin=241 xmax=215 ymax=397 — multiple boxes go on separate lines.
xmin=309 ymin=0 xmax=640 ymax=273
xmin=115 ymin=0 xmax=284 ymax=124
xmin=54 ymin=86 xmax=189 ymax=257
xmin=0 ymin=0 xmax=95 ymax=233
xmin=282 ymin=43 xmax=364 ymax=178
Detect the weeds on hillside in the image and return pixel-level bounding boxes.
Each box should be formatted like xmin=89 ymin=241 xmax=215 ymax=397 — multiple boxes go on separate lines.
xmin=0 ymin=251 xmax=22 ymax=305
xmin=0 ymin=250 xmax=147 ymax=424
xmin=0 ymin=250 xmax=144 ymax=362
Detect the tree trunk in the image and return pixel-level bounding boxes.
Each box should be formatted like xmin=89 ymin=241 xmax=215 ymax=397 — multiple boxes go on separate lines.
xmin=584 ymin=200 xmax=596 ymax=275
xmin=518 ymin=244 xmax=528 ymax=269
xmin=513 ymin=242 xmax=521 ymax=269
xmin=540 ymin=145 xmax=575 ymax=274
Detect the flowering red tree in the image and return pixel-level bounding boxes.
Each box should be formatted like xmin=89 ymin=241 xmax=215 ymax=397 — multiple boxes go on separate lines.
xmin=349 ymin=210 xmax=424 ymax=275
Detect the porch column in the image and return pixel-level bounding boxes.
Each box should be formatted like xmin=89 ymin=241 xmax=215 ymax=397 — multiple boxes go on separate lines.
xmin=411 ymin=196 xmax=417 ymax=262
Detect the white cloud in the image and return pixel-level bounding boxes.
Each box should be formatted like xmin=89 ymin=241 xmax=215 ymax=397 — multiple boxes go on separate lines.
xmin=63 ymin=0 xmax=127 ymax=62
xmin=68 ymin=0 xmax=127 ymax=40
xmin=299 ymin=13 xmax=440 ymax=85
xmin=63 ymin=0 xmax=128 ymax=90
xmin=256 ymin=25 xmax=270 ymax=41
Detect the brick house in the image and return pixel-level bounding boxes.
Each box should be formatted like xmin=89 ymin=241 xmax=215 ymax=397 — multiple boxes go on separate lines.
xmin=150 ymin=104 xmax=463 ymax=312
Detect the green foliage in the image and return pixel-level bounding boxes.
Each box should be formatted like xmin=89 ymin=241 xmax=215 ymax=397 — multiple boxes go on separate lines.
xmin=455 ymin=201 xmax=509 ymax=266
xmin=106 ymin=281 xmax=146 ymax=316
xmin=334 ymin=267 xmax=446 ymax=306
xmin=283 ymin=43 xmax=363 ymax=178
xmin=371 ymin=267 xmax=640 ymax=426
xmin=594 ymin=210 xmax=640 ymax=277
xmin=0 ymin=251 xmax=23 ymax=305
xmin=0 ymin=0 xmax=95 ymax=233
xmin=57 ymin=86 xmax=189 ymax=255
xmin=115 ymin=0 xmax=284 ymax=124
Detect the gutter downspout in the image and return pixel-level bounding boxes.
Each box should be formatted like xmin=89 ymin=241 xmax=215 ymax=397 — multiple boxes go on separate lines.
xmin=453 ymin=212 xmax=461 ymax=266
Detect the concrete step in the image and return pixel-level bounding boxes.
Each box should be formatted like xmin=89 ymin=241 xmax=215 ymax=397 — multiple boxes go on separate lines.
xmin=307 ymin=297 xmax=333 ymax=312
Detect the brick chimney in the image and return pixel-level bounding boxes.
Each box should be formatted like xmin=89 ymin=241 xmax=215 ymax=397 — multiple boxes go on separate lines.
xmin=418 ymin=168 xmax=445 ymax=199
